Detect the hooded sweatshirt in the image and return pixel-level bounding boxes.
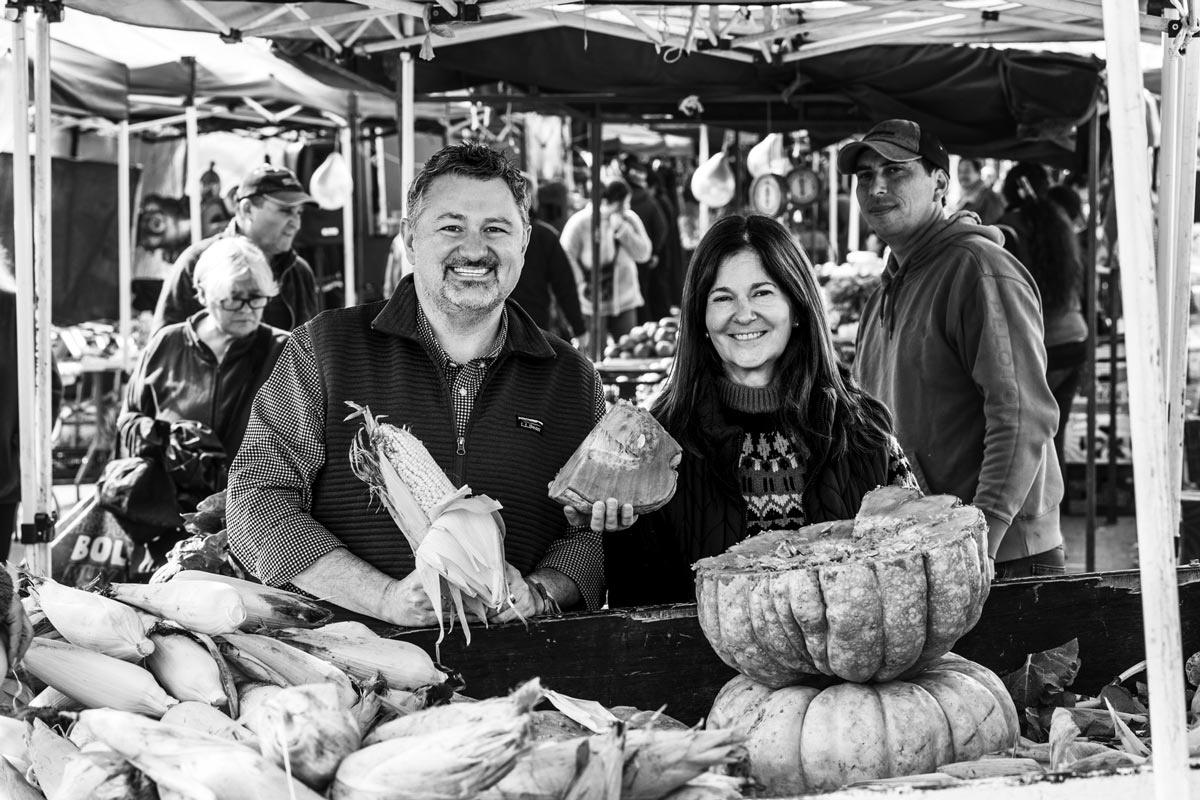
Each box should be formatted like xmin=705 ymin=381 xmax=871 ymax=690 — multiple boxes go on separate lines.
xmin=853 ymin=215 xmax=1063 ymax=562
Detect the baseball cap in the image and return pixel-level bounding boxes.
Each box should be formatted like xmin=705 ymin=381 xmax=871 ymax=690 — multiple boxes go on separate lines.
xmin=837 ymin=119 xmax=950 ymax=175
xmin=235 ymin=164 xmax=315 ymax=205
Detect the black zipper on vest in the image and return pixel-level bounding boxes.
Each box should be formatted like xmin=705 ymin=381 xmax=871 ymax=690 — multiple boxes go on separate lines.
xmin=456 ymin=436 xmax=466 ymax=457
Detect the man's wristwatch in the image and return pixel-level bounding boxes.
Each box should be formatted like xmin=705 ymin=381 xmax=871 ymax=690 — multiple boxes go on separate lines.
xmin=526 ymin=576 xmax=562 ymax=615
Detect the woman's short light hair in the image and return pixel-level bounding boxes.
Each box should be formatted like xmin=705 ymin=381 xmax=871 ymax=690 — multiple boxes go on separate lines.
xmin=194 ymin=237 xmax=278 ymax=301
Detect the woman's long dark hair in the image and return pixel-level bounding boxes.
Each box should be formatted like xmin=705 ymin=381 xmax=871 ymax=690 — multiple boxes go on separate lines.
xmin=655 ymin=214 xmax=892 ymax=460
xmin=1001 ymin=162 xmax=1082 ymax=313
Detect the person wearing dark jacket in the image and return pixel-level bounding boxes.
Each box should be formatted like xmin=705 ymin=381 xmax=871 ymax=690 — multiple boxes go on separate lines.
xmin=605 ymin=215 xmax=915 ymax=607
xmin=153 ymin=164 xmax=319 ymax=333
xmin=842 ymin=119 xmax=1063 ymax=582
xmin=510 ymin=218 xmax=588 ymax=342
xmin=1 ymin=258 xmax=62 ymax=560
xmin=121 ymin=237 xmax=289 ymax=512
xmin=620 ymin=154 xmax=672 ymax=322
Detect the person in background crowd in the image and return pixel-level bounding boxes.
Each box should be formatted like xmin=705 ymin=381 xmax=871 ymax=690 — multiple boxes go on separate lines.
xmin=227 ymin=143 xmax=633 ymax=628
xmin=842 ymin=119 xmax=1063 ymax=582
xmin=604 ymin=215 xmax=916 ymax=607
xmin=999 ymin=162 xmax=1088 ymax=468
xmin=0 ymin=249 xmax=61 ymax=561
xmin=619 ymin=154 xmax=672 ymax=323
xmin=504 ymin=175 xmax=589 ymax=348
xmin=649 ymin=163 xmax=687 ymax=312
xmin=954 ymin=157 xmax=1006 ymax=225
xmin=154 ymin=164 xmax=319 ymax=333
xmin=560 ymin=179 xmax=653 ymax=341
xmin=121 ymin=237 xmax=289 ymax=512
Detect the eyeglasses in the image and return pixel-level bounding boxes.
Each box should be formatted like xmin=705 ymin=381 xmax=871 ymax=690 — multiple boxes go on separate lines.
xmin=217 ymin=295 xmax=271 ymax=311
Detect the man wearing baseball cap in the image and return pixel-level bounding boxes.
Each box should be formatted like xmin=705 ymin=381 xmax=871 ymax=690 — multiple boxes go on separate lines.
xmin=840 ymin=119 xmax=1064 ymax=583
xmin=153 ymin=163 xmax=320 ymax=332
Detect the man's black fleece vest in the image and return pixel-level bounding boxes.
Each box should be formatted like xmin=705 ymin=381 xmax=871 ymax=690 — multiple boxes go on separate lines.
xmin=306 ymin=277 xmax=597 ymax=580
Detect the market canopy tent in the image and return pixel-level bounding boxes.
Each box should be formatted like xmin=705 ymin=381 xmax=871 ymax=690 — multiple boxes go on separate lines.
xmin=0 ymin=36 xmax=127 ymax=121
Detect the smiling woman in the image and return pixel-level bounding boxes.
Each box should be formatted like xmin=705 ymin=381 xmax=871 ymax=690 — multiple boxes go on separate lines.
xmin=604 ymin=215 xmax=918 ymax=608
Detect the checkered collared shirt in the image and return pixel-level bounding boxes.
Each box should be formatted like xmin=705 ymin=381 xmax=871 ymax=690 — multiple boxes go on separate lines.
xmin=415 ymin=305 xmax=508 ymax=437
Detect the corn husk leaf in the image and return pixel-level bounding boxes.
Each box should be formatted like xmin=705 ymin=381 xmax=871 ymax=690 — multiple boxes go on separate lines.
xmin=256 ymin=683 xmax=362 ymax=791
xmin=365 ymin=677 xmax=542 ymax=745
xmin=545 ymin=689 xmax=620 ymax=735
xmin=332 ymin=715 xmax=527 ymax=800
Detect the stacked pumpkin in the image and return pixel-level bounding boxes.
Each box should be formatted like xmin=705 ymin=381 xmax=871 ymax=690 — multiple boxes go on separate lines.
xmin=697 ymin=486 xmax=1019 ymax=794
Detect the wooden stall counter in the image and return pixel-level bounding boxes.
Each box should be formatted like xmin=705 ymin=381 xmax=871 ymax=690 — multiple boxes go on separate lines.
xmin=369 ymin=566 xmax=1200 ymax=726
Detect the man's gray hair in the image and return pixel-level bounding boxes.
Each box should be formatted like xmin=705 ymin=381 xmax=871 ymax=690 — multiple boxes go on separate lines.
xmin=406 ymin=143 xmax=530 ymax=225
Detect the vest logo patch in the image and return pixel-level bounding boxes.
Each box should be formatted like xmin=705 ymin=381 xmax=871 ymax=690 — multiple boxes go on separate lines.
xmin=516 ymin=416 xmax=543 ymax=433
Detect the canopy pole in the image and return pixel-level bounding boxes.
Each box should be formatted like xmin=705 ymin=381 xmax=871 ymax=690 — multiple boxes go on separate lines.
xmin=118 ymin=120 xmax=132 ymax=370
xmin=374 ymin=127 xmax=388 ymax=230
xmin=826 ymin=145 xmax=839 ymax=264
xmin=589 ymin=105 xmax=604 ymax=363
xmin=1167 ymin=27 xmax=1200 ymax=514
xmin=185 ymin=104 xmax=201 ymax=247
xmin=1085 ymin=116 xmax=1100 ymax=572
xmin=399 ymin=50 xmax=414 ymax=217
xmin=848 ymin=174 xmax=861 ymax=254
xmin=1102 ymin=1 xmax=1189 ymax=797
xmin=340 ymin=120 xmax=357 ymax=308
xmin=32 ymin=9 xmax=53 ymax=573
xmin=13 ymin=11 xmax=51 ymax=574
xmin=698 ymin=125 xmax=710 ymax=236
xmin=1157 ymin=9 xmax=1184 ymax=534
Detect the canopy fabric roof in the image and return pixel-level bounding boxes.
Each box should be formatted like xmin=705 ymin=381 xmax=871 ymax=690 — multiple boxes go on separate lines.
xmin=64 ymin=1 xmax=1109 ymax=162
xmin=0 ymin=37 xmax=129 ymax=120
xmin=128 ymin=46 xmax=395 ymax=123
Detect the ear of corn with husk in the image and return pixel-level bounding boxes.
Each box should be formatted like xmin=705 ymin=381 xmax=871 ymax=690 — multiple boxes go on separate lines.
xmin=485 ymin=725 xmax=625 ymax=800
xmin=161 ymin=700 xmax=260 ymax=748
xmin=219 ymin=632 xmax=357 ymax=709
xmin=77 ymin=708 xmax=326 ymax=800
xmin=103 ymin=581 xmax=247 ymax=635
xmin=619 ymin=728 xmax=747 ymax=800
xmin=0 ymin=756 xmax=43 ymax=800
xmin=51 ymin=745 xmax=161 ymax=800
xmin=365 ymin=677 xmax=542 ymax=745
xmin=255 ymin=682 xmax=363 ymax=791
xmin=332 ymin=715 xmax=528 ymax=800
xmin=26 ymin=717 xmax=79 ymax=799
xmin=274 ymin=623 xmax=449 ymax=691
xmin=170 ymin=570 xmax=334 ymax=629
xmin=146 ymin=628 xmax=231 ymax=708
xmin=31 ymin=577 xmax=155 ymax=661
xmin=346 ymin=401 xmax=513 ymax=644
xmin=22 ymin=638 xmax=177 ymax=718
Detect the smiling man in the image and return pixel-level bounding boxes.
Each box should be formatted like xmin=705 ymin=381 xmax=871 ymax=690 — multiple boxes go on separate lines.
xmin=226 ymin=144 xmax=627 ymax=627
xmin=840 ymin=119 xmax=1064 ymax=582
xmin=153 ymin=164 xmax=319 ymax=333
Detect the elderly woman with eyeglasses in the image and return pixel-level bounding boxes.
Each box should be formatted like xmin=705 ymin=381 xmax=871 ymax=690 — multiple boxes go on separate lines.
xmin=118 ymin=236 xmax=290 ymax=511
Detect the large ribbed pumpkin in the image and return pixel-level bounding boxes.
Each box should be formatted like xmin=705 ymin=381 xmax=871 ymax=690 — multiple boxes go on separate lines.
xmin=695 ymin=487 xmax=990 ymax=685
xmin=707 ymin=653 xmax=1019 ymax=795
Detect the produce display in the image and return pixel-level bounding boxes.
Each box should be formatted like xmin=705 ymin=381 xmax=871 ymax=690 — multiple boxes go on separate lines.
xmin=707 ymin=653 xmax=1019 ymax=795
xmin=548 ymin=401 xmax=683 ymax=515
xmin=2 ymin=576 xmax=749 ymax=800
xmin=603 ymin=318 xmax=679 ymax=361
xmin=695 ymin=486 xmax=990 ymax=685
